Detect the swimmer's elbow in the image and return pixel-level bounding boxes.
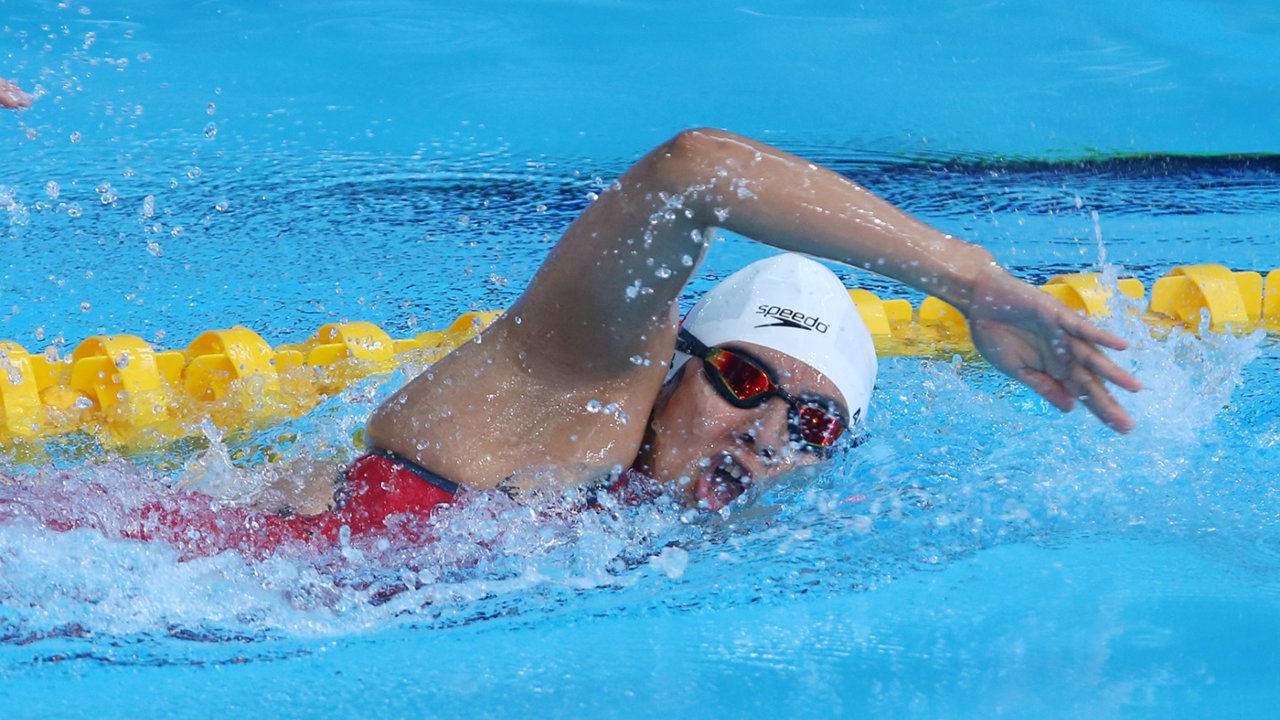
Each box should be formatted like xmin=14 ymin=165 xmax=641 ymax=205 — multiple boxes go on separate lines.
xmin=633 ymin=128 xmax=750 ymax=219
xmin=654 ymin=127 xmax=737 ymax=169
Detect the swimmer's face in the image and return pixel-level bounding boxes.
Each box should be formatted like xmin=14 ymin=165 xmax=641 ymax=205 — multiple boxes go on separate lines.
xmin=641 ymin=342 xmax=847 ymax=512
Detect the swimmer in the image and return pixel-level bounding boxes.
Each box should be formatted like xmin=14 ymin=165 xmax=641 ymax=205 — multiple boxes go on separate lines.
xmin=0 ymin=79 xmax=32 ymax=109
xmin=269 ymin=128 xmax=1140 ymax=523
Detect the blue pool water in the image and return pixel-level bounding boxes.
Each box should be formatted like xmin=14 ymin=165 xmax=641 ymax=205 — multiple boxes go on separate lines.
xmin=3 ymin=1 xmax=1280 ymax=717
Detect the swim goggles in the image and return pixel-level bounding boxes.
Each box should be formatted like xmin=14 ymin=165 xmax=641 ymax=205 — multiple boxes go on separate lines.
xmin=676 ymin=328 xmax=848 ymax=456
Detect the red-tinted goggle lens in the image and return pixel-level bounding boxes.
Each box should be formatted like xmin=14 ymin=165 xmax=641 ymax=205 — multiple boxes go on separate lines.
xmin=793 ymin=403 xmax=846 ymax=447
xmin=705 ymin=347 xmax=772 ymax=400
xmin=703 ymin=348 xmax=846 ymax=449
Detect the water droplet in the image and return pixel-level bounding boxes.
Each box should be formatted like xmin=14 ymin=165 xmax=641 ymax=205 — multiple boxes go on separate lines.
xmin=147 ymin=241 xmax=162 ymax=257
xmin=186 ymin=166 xmax=202 ymax=180
xmin=655 ymin=266 xmax=673 ymax=279
xmin=203 ymin=122 xmax=217 ymax=139
xmin=79 ymin=301 xmax=91 ymax=312
xmin=66 ymin=203 xmax=83 ymax=218
xmin=69 ymin=131 xmax=81 ymax=143
xmin=95 ymin=182 xmax=117 ymax=205
xmin=680 ymin=254 xmax=693 ymax=267
xmin=206 ymin=102 xmax=216 ymax=116
xmin=44 ymin=181 xmax=59 ymax=200
xmin=585 ymin=399 xmax=603 ymax=413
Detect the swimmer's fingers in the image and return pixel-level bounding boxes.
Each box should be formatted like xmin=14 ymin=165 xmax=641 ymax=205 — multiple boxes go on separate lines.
xmin=1064 ymin=363 xmax=1136 ymax=434
xmin=1018 ymin=369 xmax=1076 ymax=413
xmin=1074 ymin=337 xmax=1143 ymax=393
xmin=1060 ymin=310 xmax=1129 ymax=351
xmin=1022 ymin=345 xmax=1136 ymax=432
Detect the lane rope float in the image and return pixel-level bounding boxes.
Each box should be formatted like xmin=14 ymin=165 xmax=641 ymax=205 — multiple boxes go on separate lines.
xmin=1 ymin=264 xmax=1275 ymax=449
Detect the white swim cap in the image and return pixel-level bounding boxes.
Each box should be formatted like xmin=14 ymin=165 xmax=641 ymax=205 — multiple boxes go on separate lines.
xmin=676 ymin=253 xmax=878 ymax=423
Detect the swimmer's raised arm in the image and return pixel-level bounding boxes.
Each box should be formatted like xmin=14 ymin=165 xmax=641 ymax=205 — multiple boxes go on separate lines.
xmin=0 ymin=79 xmax=31 ymax=109
xmin=512 ymin=128 xmax=1140 ymax=431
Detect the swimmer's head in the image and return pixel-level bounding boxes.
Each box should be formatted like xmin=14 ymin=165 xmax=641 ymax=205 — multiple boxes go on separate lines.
xmin=674 ymin=252 xmax=877 ymax=420
xmin=638 ymin=253 xmax=878 ymax=511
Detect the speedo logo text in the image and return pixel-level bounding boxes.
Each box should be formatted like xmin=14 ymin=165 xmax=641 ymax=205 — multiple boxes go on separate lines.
xmin=754 ymin=305 xmax=829 ymax=333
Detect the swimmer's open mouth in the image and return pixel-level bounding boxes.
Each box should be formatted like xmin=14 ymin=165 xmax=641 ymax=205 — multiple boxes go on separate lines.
xmin=695 ymin=455 xmax=752 ymax=512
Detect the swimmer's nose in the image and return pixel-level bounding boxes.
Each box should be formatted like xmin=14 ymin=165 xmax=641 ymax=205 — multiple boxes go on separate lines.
xmin=734 ymin=403 xmax=790 ymax=463
xmin=735 ymin=429 xmax=776 ymax=461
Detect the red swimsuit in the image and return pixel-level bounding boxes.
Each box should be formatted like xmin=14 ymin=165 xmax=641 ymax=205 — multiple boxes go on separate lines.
xmin=122 ymin=450 xmax=460 ymax=559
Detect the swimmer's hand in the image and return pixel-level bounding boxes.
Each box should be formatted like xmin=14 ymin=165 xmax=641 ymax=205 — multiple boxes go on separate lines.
xmin=965 ymin=265 xmax=1142 ymax=432
xmin=0 ymin=79 xmax=31 ymax=109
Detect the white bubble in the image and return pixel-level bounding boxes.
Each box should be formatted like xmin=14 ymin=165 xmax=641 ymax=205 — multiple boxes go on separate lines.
xmin=650 ymin=546 xmax=689 ymax=578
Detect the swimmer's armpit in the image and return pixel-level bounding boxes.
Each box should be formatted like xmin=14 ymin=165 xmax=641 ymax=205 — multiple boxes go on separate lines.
xmin=0 ymin=79 xmax=32 ymax=109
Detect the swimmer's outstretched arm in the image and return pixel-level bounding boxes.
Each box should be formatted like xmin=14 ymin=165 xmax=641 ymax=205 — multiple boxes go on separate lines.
xmin=513 ymin=128 xmax=1141 ymax=432
xmin=0 ymin=79 xmax=31 ymax=109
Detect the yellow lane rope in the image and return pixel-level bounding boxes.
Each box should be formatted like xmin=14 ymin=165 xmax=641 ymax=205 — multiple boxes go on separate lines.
xmin=1 ymin=264 xmax=1275 ymax=449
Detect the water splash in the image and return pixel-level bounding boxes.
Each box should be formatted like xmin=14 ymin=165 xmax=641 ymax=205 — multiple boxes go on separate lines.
xmin=0 ymin=451 xmax=695 ymax=648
